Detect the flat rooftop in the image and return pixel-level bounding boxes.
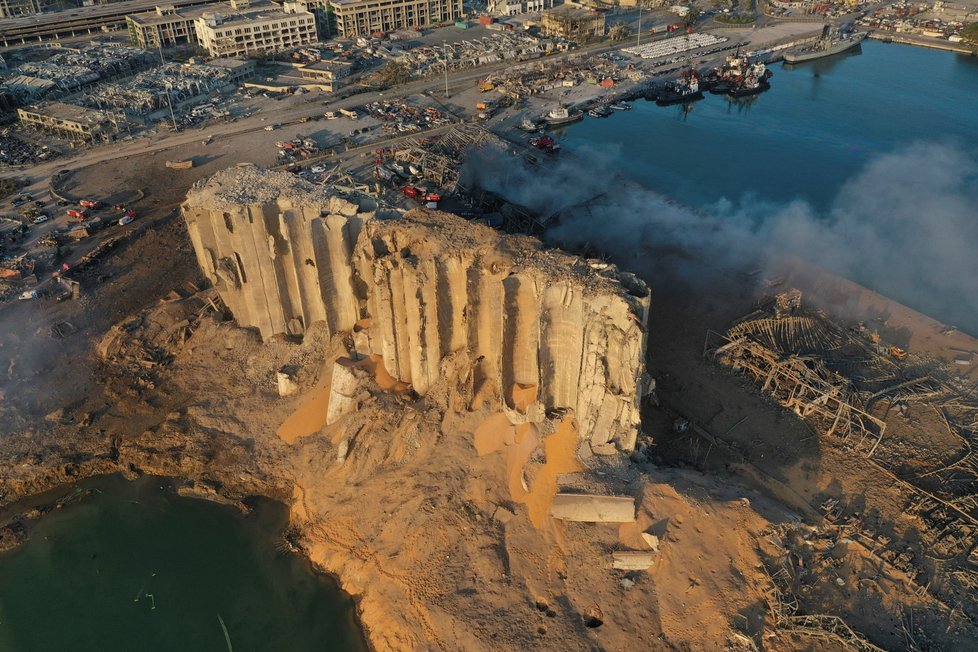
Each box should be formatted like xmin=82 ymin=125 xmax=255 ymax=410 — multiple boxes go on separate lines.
xmin=128 ymin=1 xmax=293 ymax=26
xmin=545 ymin=5 xmax=600 ymax=16
xmin=19 ymin=101 xmax=111 ymax=124
xmin=205 ymin=57 xmax=254 ymax=68
xmin=301 ymin=58 xmax=351 ymax=70
xmin=3 ymin=75 xmax=57 ymax=90
xmin=0 ymin=0 xmax=217 ymax=31
xmin=328 ymin=0 xmax=396 ymax=7
xmin=127 ymin=6 xmax=212 ymax=26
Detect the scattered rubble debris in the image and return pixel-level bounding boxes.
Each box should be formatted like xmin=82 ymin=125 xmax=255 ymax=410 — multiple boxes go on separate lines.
xmin=708 ymin=289 xmax=978 ymax=630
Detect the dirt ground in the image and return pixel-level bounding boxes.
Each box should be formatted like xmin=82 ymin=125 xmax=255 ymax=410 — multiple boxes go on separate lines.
xmin=2 ymin=169 xmax=976 ymax=651
xmin=1 ymin=40 xmax=977 ymax=651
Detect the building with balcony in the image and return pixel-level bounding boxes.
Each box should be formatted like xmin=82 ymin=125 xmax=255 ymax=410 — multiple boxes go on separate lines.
xmin=127 ymin=4 xmax=202 ymax=48
xmin=194 ymin=0 xmax=316 ymax=57
xmin=486 ymin=0 xmax=552 ymax=17
xmin=327 ymin=0 xmax=462 ymax=37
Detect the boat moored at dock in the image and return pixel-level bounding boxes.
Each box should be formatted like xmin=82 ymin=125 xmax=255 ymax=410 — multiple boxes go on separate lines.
xmin=783 ymin=26 xmax=867 ymax=63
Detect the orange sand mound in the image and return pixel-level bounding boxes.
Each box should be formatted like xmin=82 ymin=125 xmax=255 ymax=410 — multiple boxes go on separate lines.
xmin=276 ymin=360 xmax=334 ymax=444
xmin=510 ymin=383 xmax=538 ymax=413
xmin=474 ymin=414 xmax=583 ymax=528
xmin=277 ymin=353 xmax=413 ymax=444
xmin=524 ymin=418 xmax=584 ymax=528
xmin=507 ymin=423 xmax=539 ymax=501
xmin=359 ymin=354 xmax=412 ymax=394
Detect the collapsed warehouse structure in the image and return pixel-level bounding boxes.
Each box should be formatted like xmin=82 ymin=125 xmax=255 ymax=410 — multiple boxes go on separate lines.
xmin=707 ymin=289 xmax=978 ymax=623
xmin=380 ymin=124 xmax=496 ymax=195
xmin=707 ymin=289 xmax=889 ymax=455
xmin=82 ymin=62 xmax=232 ymax=115
xmin=182 ymin=165 xmax=652 ymax=452
xmin=0 ymin=44 xmax=156 ymax=103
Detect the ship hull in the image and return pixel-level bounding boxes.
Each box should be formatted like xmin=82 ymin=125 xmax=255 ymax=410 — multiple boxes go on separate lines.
xmin=545 ymin=113 xmax=584 ymax=127
xmin=727 ymin=79 xmax=771 ymax=98
xmin=783 ymin=33 xmax=866 ymax=63
xmin=656 ymin=91 xmax=704 ymax=106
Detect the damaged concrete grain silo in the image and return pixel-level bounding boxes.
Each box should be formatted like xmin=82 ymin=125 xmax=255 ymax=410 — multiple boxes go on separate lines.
xmin=182 ymin=166 xmax=651 ymax=451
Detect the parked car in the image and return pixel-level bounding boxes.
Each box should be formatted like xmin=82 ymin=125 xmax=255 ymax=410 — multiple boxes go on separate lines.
xmin=31 ymin=215 xmax=48 ymax=224
xmin=119 ymin=215 xmax=135 ymax=226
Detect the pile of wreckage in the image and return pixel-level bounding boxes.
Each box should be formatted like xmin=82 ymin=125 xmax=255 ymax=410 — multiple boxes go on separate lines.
xmin=97 ymin=285 xmax=226 ymax=393
xmin=0 ymin=254 xmax=37 ymax=301
xmin=0 ymin=129 xmax=55 ymax=165
xmin=399 ymin=34 xmax=560 ymax=79
xmin=82 ymin=63 xmax=231 ymax=116
xmin=374 ymin=124 xmax=496 ymax=195
xmin=0 ymin=44 xmax=155 ymax=103
xmin=707 ymin=289 xmax=978 ymax=626
xmin=363 ymin=98 xmax=452 ymax=135
xmin=483 ymin=52 xmax=643 ymax=100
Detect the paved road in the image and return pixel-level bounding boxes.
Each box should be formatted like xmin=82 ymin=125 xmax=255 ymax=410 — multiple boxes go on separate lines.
xmin=0 ymin=38 xmax=627 ymax=192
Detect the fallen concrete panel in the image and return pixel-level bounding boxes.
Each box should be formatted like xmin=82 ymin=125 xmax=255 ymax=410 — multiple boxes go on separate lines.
xmin=550 ymin=493 xmax=635 ymax=523
xmin=612 ymin=551 xmax=656 ymax=571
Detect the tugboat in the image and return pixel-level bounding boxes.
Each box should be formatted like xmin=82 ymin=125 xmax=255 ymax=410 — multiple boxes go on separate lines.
xmin=783 ymin=25 xmax=867 ymax=63
xmin=519 ymin=116 xmax=541 ymax=132
xmin=707 ymin=53 xmax=772 ymax=96
xmin=727 ymin=61 xmax=772 ymax=98
xmin=655 ymin=70 xmax=704 ymax=106
xmin=544 ymin=106 xmax=584 ymax=127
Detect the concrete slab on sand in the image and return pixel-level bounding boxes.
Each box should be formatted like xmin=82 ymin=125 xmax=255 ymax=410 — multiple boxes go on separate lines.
xmin=550 ymin=493 xmax=635 ymax=522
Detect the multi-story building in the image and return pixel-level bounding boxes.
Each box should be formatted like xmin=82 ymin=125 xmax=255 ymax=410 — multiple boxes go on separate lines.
xmin=540 ymin=4 xmax=604 ymax=40
xmin=127 ymin=0 xmax=317 ymax=55
xmin=288 ymin=0 xmax=335 ymax=37
xmin=1 ymin=0 xmax=215 ymax=47
xmin=127 ymin=4 xmax=202 ymax=48
xmin=327 ymin=0 xmax=462 ymax=37
xmin=204 ymin=56 xmax=257 ymax=81
xmin=16 ymin=102 xmax=128 ymax=142
xmin=295 ymin=57 xmax=351 ymax=90
xmin=194 ymin=0 xmax=317 ymax=57
xmin=487 ymin=0 xmax=552 ymax=17
xmin=0 ymin=0 xmax=69 ymax=19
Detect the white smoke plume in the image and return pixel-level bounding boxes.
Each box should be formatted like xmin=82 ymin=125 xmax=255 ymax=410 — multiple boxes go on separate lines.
xmin=462 ymin=142 xmax=978 ymax=332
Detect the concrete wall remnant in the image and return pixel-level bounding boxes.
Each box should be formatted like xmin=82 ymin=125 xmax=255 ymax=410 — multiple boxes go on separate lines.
xmin=182 ymin=166 xmax=651 ymax=450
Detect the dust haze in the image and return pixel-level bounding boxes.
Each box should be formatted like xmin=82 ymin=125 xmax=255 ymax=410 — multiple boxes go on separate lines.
xmin=463 ymin=142 xmax=978 ymax=332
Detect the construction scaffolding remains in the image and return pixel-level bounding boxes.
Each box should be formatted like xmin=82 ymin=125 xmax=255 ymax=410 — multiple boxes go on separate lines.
xmin=82 ymin=62 xmax=232 ymax=115
xmin=707 ymin=288 xmax=978 ymax=627
xmin=381 ymin=124 xmax=496 ymax=194
xmin=0 ymin=44 xmax=155 ymax=103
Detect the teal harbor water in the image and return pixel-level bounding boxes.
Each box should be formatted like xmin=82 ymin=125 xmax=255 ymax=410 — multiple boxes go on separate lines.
xmin=561 ymin=41 xmax=978 ymax=211
xmin=547 ymin=41 xmax=978 ymax=332
xmin=0 ymin=476 xmax=366 ymax=652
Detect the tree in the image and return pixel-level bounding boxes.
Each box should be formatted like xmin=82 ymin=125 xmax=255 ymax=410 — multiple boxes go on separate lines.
xmin=608 ymin=23 xmax=632 ymax=40
xmin=378 ymin=61 xmax=412 ymax=88
xmin=962 ymin=22 xmax=978 ymax=45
